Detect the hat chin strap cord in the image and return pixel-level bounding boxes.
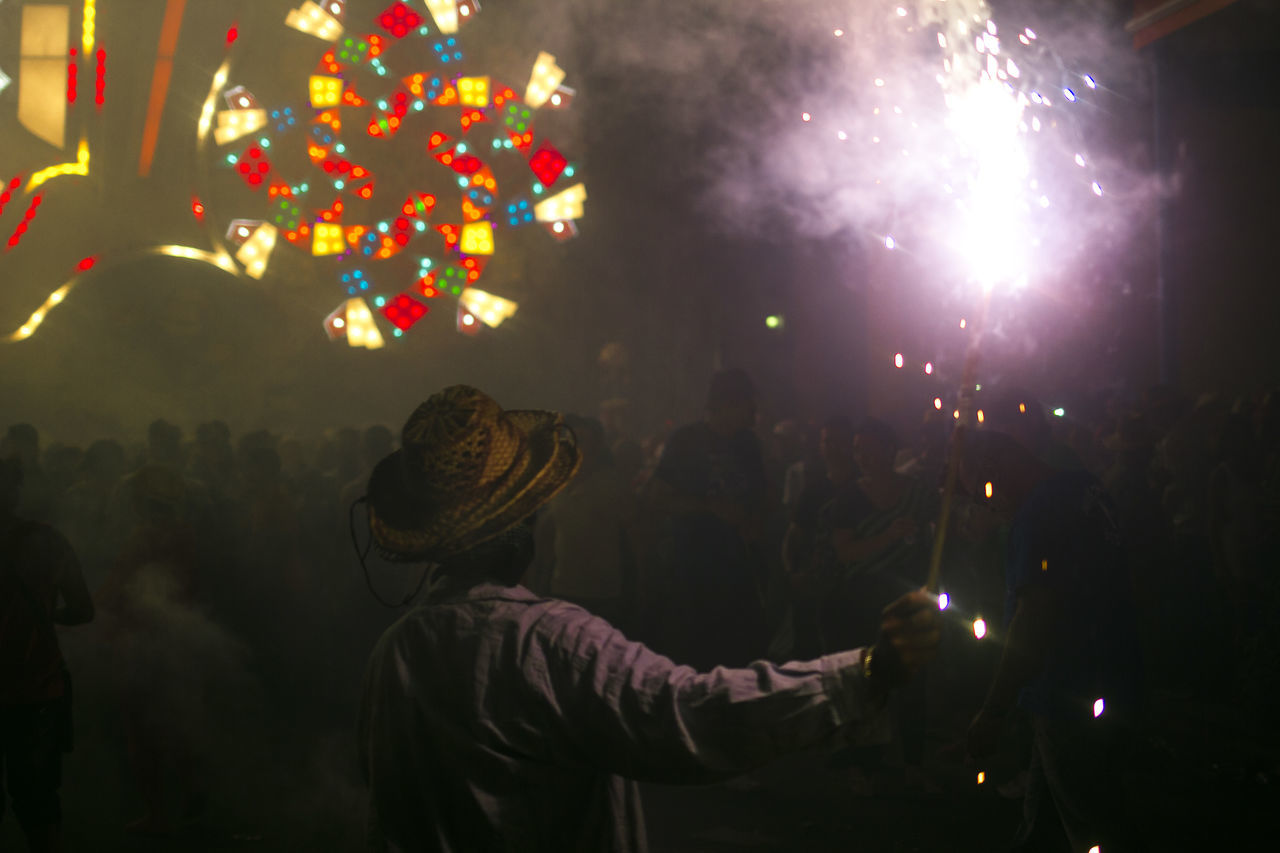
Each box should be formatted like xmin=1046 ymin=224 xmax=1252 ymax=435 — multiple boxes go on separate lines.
xmin=349 ymin=496 xmax=434 ymax=608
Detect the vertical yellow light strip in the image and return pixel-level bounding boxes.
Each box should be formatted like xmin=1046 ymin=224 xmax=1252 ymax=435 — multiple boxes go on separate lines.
xmin=82 ymin=0 xmax=97 ymax=54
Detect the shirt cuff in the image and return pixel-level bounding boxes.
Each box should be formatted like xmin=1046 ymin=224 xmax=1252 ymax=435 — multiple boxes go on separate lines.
xmin=820 ymin=648 xmax=892 ymax=744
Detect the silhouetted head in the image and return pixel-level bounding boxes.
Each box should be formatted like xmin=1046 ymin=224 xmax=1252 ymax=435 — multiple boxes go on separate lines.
xmin=3 ymin=424 xmax=40 ymax=468
xmin=362 ymin=424 xmax=395 ymax=467
xmin=707 ymin=369 xmax=757 ymax=435
xmin=147 ymin=419 xmax=184 ymax=467
xmin=853 ymin=418 xmax=898 ymax=478
xmin=0 ymin=457 xmax=23 ymax=516
xmin=819 ymin=416 xmax=856 ymax=474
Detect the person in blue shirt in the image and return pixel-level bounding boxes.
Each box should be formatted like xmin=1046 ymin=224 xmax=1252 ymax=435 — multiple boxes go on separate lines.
xmin=957 ymin=429 xmax=1144 ymax=853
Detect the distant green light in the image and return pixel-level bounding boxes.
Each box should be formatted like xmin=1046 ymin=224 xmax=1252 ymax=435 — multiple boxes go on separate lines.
xmin=1053 ymin=407 xmax=1066 ymax=418
xmin=765 ymin=315 xmax=785 ymax=330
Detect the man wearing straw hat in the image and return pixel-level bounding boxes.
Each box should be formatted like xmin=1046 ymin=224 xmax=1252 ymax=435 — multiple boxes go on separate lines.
xmin=357 ymin=385 xmax=942 ymax=853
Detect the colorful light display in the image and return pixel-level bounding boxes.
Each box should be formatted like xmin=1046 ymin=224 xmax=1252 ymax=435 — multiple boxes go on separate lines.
xmin=196 ymin=1 xmax=586 ymax=348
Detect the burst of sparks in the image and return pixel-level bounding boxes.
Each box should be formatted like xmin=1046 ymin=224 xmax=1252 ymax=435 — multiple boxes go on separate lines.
xmin=803 ymin=1 xmax=1105 ymax=293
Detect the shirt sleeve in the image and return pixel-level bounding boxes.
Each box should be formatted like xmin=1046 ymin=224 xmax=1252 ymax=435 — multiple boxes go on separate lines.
xmin=524 ymin=603 xmax=887 ymax=784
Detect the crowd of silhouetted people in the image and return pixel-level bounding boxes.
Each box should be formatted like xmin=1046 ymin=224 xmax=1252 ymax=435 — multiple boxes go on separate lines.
xmin=2 ymin=374 xmax=1277 ymax=850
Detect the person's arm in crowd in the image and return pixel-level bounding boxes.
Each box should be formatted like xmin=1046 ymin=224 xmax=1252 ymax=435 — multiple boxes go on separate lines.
xmin=528 ymin=592 xmax=940 ymax=784
xmin=967 ymin=582 xmax=1059 ymax=757
xmin=782 ymin=522 xmax=810 ymax=577
xmin=982 ymin=583 xmax=1059 ymax=714
xmin=829 ymin=517 xmax=916 ymax=565
xmin=51 ymin=532 xmax=94 ymax=625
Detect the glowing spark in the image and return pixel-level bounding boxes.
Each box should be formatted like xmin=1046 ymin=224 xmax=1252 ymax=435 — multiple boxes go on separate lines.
xmin=802 ymin=112 xmax=811 ymax=122
xmin=896 ymin=7 xmax=907 ymax=16
xmin=925 ymin=361 xmax=934 ymax=375
xmin=1084 ymin=74 xmax=1097 ymax=89
xmin=1053 ymin=407 xmax=1066 ymax=417
xmin=934 ymin=397 xmax=943 ymax=410
xmin=977 ymin=771 xmax=986 ymax=784
xmin=1092 ymin=182 xmax=1103 ymax=196
xmin=984 ymin=481 xmax=993 ymax=499
xmin=977 ymin=409 xmax=985 ymax=424
xmin=1041 ymin=559 xmax=1048 ymax=571
xmin=874 ymin=78 xmax=885 ymax=87
xmin=1075 ymin=153 xmax=1087 ymax=167
xmin=1093 ymin=698 xmax=1105 ymax=718
xmin=837 ymin=130 xmax=848 ymax=141
xmin=1019 ymin=403 xmax=1027 ymax=413
xmin=833 ymin=28 xmax=844 ymax=38
xmin=973 ymin=618 xmax=987 ymax=639
xmin=938 ymin=592 xmax=950 ymax=610
xmin=885 ymin=235 xmax=896 ymax=250
xmin=894 ymin=352 xmax=905 ymax=368
xmin=937 ymin=33 xmax=947 ymax=48
xmin=1024 ymin=28 xmax=1037 ymax=40
xmin=959 ymin=318 xmax=967 ymax=329
xmin=953 ymin=409 xmax=960 ymax=420
xmin=1063 ymin=88 xmax=1077 ymax=102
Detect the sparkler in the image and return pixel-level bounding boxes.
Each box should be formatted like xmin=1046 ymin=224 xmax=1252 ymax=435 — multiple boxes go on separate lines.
xmin=798 ymin=1 xmax=1106 ymax=592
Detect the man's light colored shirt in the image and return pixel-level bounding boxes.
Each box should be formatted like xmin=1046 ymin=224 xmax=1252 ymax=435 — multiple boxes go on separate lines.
xmin=359 ymin=583 xmax=885 ymax=852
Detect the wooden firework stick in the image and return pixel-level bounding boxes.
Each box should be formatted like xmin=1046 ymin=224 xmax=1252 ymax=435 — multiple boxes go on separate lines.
xmin=924 ymin=289 xmax=992 ymax=593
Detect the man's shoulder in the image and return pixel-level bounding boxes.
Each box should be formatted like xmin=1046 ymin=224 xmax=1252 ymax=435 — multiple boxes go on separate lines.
xmin=375 ymin=585 xmax=602 ymax=667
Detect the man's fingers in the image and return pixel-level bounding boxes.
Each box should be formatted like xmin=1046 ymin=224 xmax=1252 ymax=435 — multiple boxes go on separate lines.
xmin=882 ymin=590 xmax=936 ymax=618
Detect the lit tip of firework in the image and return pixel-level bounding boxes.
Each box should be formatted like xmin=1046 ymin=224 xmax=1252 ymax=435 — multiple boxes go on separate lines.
xmin=885 ymin=235 xmax=896 ymax=250
xmin=937 ymin=592 xmax=950 ymax=610
xmin=973 ymin=617 xmax=987 ymax=639
xmin=1093 ymin=698 xmax=1106 ymax=718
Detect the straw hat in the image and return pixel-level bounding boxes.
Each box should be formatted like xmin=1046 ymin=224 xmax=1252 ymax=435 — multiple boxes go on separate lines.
xmin=366 ymin=385 xmax=580 ymax=561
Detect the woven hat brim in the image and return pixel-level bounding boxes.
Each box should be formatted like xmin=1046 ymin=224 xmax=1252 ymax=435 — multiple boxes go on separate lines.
xmin=368 ymin=409 xmax=580 ymax=561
